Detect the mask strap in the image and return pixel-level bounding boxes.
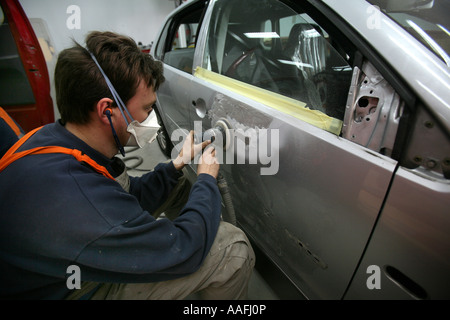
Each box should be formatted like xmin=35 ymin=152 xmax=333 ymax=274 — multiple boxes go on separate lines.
xmin=87 ymin=49 xmax=135 ymax=125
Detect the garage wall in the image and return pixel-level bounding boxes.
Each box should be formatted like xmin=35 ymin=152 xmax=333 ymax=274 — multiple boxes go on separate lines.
xmin=18 ymin=0 xmax=177 ymax=119
xmin=19 ymin=0 xmax=176 ymax=52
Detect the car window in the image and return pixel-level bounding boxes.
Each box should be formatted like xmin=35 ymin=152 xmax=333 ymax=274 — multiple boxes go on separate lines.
xmin=154 ymin=20 xmax=170 ymax=61
xmin=161 ymin=5 xmax=204 ymax=74
xmin=0 ymin=4 xmax=35 ymax=106
xmin=201 ymin=0 xmax=353 ymax=125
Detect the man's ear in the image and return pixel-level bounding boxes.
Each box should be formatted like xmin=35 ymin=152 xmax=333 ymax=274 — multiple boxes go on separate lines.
xmin=95 ymin=98 xmax=114 ymax=125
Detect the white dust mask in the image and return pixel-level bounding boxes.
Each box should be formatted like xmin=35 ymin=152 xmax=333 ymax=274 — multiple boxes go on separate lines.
xmin=125 ymin=111 xmax=160 ymax=148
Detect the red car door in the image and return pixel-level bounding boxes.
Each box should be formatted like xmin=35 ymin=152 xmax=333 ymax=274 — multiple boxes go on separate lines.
xmin=0 ymin=0 xmax=54 ymax=133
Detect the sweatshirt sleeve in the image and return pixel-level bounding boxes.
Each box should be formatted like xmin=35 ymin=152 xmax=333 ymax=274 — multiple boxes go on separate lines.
xmin=74 ymin=170 xmax=222 ymax=284
xmin=128 ymin=161 xmax=183 ymax=214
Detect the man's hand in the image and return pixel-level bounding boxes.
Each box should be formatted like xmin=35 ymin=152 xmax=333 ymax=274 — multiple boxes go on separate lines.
xmin=173 ymin=130 xmax=210 ymax=171
xmin=197 ymin=146 xmax=220 ymax=179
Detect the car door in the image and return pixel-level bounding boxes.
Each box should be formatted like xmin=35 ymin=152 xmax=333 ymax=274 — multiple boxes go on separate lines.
xmin=152 ymin=0 xmax=208 ymax=157
xmin=0 ymin=0 xmax=53 ymax=132
xmin=345 ymin=105 xmax=450 ymax=299
xmin=335 ymin=0 xmax=450 ymax=299
xmin=188 ymin=0 xmax=404 ymax=299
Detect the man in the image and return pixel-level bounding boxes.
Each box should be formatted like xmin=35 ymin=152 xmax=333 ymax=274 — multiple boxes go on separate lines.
xmin=0 ymin=107 xmax=23 ymax=158
xmin=0 ymin=31 xmax=255 ymax=300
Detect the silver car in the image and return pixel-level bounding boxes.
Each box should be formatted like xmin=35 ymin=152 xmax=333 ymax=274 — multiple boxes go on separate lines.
xmin=151 ymin=0 xmax=450 ymax=299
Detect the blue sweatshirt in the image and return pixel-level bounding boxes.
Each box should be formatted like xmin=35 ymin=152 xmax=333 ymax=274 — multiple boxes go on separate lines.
xmin=0 ymin=118 xmax=19 ymax=158
xmin=0 ymin=121 xmax=221 ymax=299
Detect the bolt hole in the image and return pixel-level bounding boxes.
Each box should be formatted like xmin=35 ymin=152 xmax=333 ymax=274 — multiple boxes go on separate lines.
xmin=424 ymin=121 xmax=434 ymax=129
xmin=358 ymin=97 xmax=369 ymax=108
xmin=414 ymin=156 xmax=422 ymax=163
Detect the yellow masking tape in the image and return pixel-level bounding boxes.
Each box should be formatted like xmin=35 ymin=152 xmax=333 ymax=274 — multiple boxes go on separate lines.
xmin=194 ymin=67 xmax=343 ymax=135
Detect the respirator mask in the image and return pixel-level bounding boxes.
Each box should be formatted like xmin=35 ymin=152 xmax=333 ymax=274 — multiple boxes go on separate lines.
xmin=125 ymin=112 xmax=159 ymax=148
xmin=88 ymin=50 xmax=159 ymax=156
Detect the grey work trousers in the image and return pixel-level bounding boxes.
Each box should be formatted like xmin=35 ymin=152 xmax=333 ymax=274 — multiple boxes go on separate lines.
xmin=67 ymin=170 xmax=255 ymax=300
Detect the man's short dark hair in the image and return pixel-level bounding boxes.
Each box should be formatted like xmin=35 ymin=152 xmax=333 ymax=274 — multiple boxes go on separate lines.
xmin=55 ymin=31 xmax=165 ymax=124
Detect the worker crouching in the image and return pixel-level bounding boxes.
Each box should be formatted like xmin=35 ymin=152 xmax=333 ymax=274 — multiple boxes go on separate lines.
xmin=0 ymin=31 xmax=255 ymax=300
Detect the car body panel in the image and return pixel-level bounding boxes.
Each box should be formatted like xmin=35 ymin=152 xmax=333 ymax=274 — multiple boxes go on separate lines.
xmin=345 ymin=166 xmax=450 ymax=299
xmin=156 ymin=64 xmax=194 ymax=137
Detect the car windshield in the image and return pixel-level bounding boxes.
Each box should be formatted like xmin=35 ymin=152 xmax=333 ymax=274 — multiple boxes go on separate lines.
xmin=367 ymin=0 xmax=450 ymax=66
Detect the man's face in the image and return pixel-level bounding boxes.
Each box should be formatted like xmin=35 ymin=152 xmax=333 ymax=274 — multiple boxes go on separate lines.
xmin=117 ymin=80 xmax=157 ymax=144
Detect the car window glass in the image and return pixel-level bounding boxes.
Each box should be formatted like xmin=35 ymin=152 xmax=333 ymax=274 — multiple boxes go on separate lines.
xmin=171 ymin=23 xmax=198 ymax=51
xmin=201 ymin=0 xmax=353 ymax=124
xmin=261 ymin=19 xmax=273 ymax=51
xmin=0 ymin=4 xmax=35 ymax=106
xmin=154 ymin=20 xmax=170 ymax=61
xmin=162 ymin=6 xmax=204 ymax=74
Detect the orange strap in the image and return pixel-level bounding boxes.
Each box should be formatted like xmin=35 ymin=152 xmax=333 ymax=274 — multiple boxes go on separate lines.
xmin=0 ymin=107 xmax=22 ymax=137
xmin=0 ymin=126 xmax=115 ymax=181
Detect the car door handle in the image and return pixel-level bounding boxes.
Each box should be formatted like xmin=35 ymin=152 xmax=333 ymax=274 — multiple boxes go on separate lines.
xmin=384 ymin=265 xmax=428 ymax=299
xmin=192 ymin=98 xmax=207 ymax=118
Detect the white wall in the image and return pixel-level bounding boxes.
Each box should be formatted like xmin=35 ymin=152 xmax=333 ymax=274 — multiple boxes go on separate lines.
xmin=18 ymin=0 xmax=177 ymax=119
xmin=19 ymin=0 xmax=176 ymax=52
